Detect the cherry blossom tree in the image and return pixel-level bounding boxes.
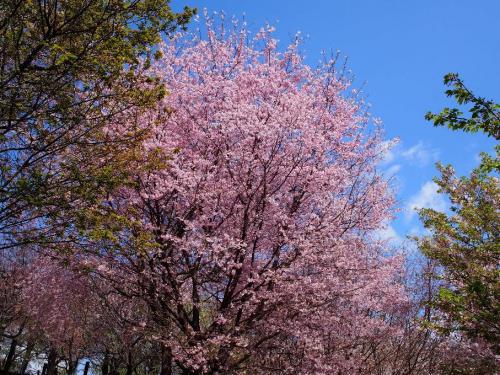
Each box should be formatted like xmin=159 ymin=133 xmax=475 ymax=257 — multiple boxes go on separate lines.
xmin=8 ymin=253 xmax=156 ymax=375
xmin=0 ymin=249 xmax=26 ymax=374
xmin=19 ymin=256 xmax=102 ymax=373
xmin=74 ymin=19 xmax=410 ymax=374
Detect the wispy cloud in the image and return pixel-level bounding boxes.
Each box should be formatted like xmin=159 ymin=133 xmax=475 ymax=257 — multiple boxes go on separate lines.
xmin=379 ymin=139 xmax=399 ymax=165
xmin=405 ymin=181 xmax=447 ymax=221
xmin=374 ymin=221 xmax=402 ymax=244
xmin=380 ymin=140 xmax=439 ymax=170
xmin=379 ymin=139 xmax=402 ymax=179
xmin=400 ymin=141 xmax=439 ymax=167
xmin=385 ymin=164 xmax=401 ymax=177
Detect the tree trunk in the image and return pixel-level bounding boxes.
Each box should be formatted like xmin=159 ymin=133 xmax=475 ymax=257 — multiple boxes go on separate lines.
xmin=108 ymin=356 xmax=119 ymax=375
xmin=125 ymin=351 xmax=133 ymax=375
xmin=102 ymin=351 xmax=109 ymax=375
xmin=46 ymin=348 xmax=58 ymax=375
xmin=82 ymin=361 xmax=90 ymax=375
xmin=3 ymin=338 xmax=18 ymax=373
xmin=67 ymin=359 xmax=78 ymax=375
xmin=159 ymin=347 xmax=172 ymax=375
xmin=20 ymin=340 xmax=35 ymax=374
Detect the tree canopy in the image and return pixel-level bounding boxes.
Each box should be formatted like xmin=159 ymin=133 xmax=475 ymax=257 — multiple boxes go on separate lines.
xmin=417 ymin=74 xmax=500 ymax=356
xmin=0 ymin=0 xmax=195 ymax=251
xmin=0 ymin=8 xmax=498 ymax=375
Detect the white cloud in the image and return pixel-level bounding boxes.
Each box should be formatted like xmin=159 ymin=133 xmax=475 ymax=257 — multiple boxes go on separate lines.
xmin=408 ymin=225 xmax=431 ymax=237
xmin=377 ymin=224 xmax=400 ymax=241
xmin=380 ymin=140 xmax=439 ymax=170
xmin=385 ymin=164 xmax=401 ymax=177
xmin=379 ymin=139 xmax=402 ymax=179
xmin=373 ymin=220 xmax=403 ymax=245
xmin=400 ymin=141 xmax=439 ymax=167
xmin=409 ymin=226 xmax=423 ymax=236
xmin=379 ymin=139 xmax=399 ymax=165
xmin=405 ymin=181 xmax=447 ymax=221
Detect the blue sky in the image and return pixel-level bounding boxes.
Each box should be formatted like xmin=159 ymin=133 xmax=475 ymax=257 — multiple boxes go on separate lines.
xmin=172 ymin=0 xmax=499 ymax=245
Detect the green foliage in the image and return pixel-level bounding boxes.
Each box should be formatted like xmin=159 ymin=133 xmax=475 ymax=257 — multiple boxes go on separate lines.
xmin=425 ymin=73 xmax=499 ymax=173
xmin=419 ymin=74 xmax=500 ymax=354
xmin=425 ymin=73 xmax=500 ymax=140
xmin=477 ymin=147 xmax=500 ymax=174
xmin=0 ymin=0 xmax=195 ymax=250
xmin=417 ymin=163 xmax=499 ymax=351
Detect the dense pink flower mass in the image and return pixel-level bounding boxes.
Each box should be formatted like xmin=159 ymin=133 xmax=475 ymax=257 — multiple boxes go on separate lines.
xmin=19 ymin=257 xmax=99 ymax=359
xmin=80 ymin=22 xmax=410 ymax=374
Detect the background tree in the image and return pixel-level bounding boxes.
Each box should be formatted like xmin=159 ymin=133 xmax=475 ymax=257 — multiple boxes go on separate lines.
xmin=417 ymin=163 xmax=499 ymax=353
xmin=417 ymin=74 xmax=499 ymax=358
xmin=358 ymin=257 xmax=497 ymax=375
xmin=0 ymin=0 xmax=195 ymax=252
xmin=0 ymin=1 xmax=195 ymax=373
